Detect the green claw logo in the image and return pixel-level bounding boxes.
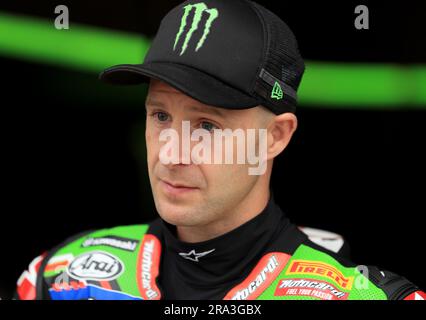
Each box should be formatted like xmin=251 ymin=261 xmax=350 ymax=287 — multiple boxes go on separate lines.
xmin=174 ymin=2 xmax=219 ymax=56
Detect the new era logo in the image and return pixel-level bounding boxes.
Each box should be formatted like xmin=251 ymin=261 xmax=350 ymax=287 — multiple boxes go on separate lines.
xmin=271 ymin=81 xmax=284 ymax=100
xmin=174 ymin=2 xmax=219 ymax=56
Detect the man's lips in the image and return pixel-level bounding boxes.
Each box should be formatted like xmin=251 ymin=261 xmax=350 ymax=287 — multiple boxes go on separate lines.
xmin=161 ymin=179 xmax=197 ymax=188
xmin=160 ymin=179 xmax=199 ymax=195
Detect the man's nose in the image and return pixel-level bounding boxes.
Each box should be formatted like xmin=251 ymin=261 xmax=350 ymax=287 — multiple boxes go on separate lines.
xmin=160 ymin=120 xmax=194 ymax=166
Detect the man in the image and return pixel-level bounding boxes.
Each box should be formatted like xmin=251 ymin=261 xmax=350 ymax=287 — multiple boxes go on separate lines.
xmin=16 ymin=0 xmax=424 ymax=300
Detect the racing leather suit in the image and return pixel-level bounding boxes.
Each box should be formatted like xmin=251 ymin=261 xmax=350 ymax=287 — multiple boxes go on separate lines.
xmin=16 ymin=196 xmax=425 ymax=300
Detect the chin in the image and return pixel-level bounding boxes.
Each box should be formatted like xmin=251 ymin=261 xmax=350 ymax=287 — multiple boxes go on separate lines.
xmin=154 ymin=198 xmax=200 ymax=227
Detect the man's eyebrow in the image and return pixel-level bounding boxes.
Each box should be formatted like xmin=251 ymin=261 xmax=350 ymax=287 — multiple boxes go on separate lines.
xmin=188 ymin=105 xmax=226 ymax=118
xmin=146 ymin=99 xmax=227 ymax=118
xmin=145 ymin=99 xmax=165 ymax=108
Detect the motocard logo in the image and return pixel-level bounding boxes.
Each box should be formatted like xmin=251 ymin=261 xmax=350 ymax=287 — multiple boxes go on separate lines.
xmin=286 ymin=260 xmax=354 ymax=290
xmin=67 ymin=251 xmax=124 ymax=281
xmin=224 ymin=252 xmax=291 ymax=300
xmin=137 ymin=234 xmax=162 ymax=300
xmin=275 ymin=278 xmax=349 ymax=300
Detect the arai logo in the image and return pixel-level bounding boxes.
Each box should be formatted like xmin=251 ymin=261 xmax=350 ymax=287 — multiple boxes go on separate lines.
xmin=67 ymin=251 xmax=124 ymax=281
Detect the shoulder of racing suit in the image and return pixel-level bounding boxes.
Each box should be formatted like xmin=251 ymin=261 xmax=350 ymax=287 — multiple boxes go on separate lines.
xmin=16 ymin=222 xmax=425 ymax=300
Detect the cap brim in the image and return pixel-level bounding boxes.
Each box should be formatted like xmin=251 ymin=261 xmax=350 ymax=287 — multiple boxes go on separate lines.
xmin=99 ymin=62 xmax=260 ymax=110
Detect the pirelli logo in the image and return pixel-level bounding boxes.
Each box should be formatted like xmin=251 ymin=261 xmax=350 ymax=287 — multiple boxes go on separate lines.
xmin=286 ymin=260 xmax=354 ymax=290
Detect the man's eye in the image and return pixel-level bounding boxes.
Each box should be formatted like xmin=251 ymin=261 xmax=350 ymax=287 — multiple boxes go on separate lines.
xmin=200 ymin=121 xmax=218 ymax=132
xmin=153 ymin=112 xmax=169 ymax=122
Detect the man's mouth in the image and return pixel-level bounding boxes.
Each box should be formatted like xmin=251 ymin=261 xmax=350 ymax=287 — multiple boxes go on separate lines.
xmin=160 ymin=179 xmax=199 ymax=196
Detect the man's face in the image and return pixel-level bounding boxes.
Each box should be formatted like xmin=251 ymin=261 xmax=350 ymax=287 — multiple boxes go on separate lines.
xmin=145 ymin=79 xmax=270 ymax=228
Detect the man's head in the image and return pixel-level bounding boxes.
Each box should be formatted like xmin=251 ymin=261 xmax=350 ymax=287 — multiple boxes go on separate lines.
xmin=145 ymin=79 xmax=297 ymax=232
xmin=99 ymin=0 xmax=305 ymax=239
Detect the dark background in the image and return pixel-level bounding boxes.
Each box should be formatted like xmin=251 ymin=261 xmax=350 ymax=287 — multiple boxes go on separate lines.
xmin=1 ymin=0 xmax=425 ymax=298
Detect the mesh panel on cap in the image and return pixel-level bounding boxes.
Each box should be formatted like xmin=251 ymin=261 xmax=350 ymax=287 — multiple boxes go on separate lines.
xmin=249 ymin=1 xmax=305 ymax=114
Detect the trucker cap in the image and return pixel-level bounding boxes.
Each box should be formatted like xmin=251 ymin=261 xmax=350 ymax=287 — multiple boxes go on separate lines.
xmin=99 ymin=0 xmax=305 ymax=114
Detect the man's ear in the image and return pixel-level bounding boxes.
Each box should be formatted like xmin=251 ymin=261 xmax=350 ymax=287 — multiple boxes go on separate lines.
xmin=266 ymin=113 xmax=298 ymax=160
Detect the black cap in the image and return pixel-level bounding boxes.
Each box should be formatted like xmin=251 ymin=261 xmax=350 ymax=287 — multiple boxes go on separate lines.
xmin=100 ymin=0 xmax=305 ymax=114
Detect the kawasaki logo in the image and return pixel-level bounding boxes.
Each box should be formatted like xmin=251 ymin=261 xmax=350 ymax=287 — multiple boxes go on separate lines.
xmin=174 ymin=2 xmax=219 ymax=56
xmin=81 ymin=235 xmax=139 ymax=252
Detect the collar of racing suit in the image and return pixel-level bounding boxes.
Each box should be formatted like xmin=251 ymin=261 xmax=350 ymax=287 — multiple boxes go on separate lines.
xmin=159 ymin=194 xmax=293 ymax=299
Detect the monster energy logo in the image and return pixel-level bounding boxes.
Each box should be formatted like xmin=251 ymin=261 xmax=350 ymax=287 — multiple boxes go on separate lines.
xmin=174 ymin=2 xmax=219 ymax=56
xmin=271 ymin=81 xmax=284 ymax=100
